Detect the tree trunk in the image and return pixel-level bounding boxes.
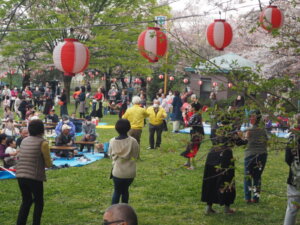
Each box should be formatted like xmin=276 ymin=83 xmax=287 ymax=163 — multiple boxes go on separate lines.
xmin=63 ymin=74 xmax=72 ymax=103
xmin=22 ymin=74 xmax=30 ymax=89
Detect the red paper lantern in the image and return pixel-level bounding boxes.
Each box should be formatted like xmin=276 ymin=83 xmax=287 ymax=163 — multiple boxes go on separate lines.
xmin=260 ymin=5 xmax=284 ymax=32
xmin=111 ymin=78 xmax=117 ymax=83
xmin=169 ymin=76 xmax=174 ymax=81
xmin=146 ymin=77 xmax=152 ymax=82
xmin=198 ymin=80 xmax=203 ymax=86
xmin=213 ymin=82 xmax=218 ymax=87
xmin=183 ymin=78 xmax=189 ymax=84
xmin=206 ymin=19 xmax=233 ymax=51
xmin=158 ymin=74 xmax=164 ymax=79
xmin=124 ymin=77 xmax=129 ymax=83
xmin=228 ymin=82 xmax=233 ymax=88
xmin=53 ymin=38 xmax=90 ymax=76
xmin=95 ymin=72 xmax=99 ymax=75
xmin=101 ymin=76 xmax=106 ymax=81
xmin=137 ymin=27 xmax=168 ymax=63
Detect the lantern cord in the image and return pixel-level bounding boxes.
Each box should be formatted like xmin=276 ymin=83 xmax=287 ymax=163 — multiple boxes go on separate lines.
xmin=0 ymin=2 xmax=271 ymax=34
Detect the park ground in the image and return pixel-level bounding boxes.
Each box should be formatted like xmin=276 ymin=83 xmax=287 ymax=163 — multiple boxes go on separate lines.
xmin=0 ymin=110 xmax=290 ymax=225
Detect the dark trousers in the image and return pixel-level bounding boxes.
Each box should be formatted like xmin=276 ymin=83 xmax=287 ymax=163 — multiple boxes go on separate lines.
xmin=244 ymin=153 xmax=267 ymax=201
xmin=128 ymin=129 xmax=142 ymax=145
xmin=149 ymin=123 xmax=163 ymax=148
xmin=17 ymin=178 xmax=44 ymax=225
xmin=80 ymin=134 xmax=96 ymax=152
xmin=112 ymin=176 xmax=134 ymax=204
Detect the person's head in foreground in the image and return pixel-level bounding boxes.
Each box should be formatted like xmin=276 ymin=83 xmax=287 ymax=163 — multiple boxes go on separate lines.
xmin=115 ymin=119 xmax=131 ymax=136
xmin=191 ymin=102 xmax=201 ymax=113
xmin=103 ymin=203 xmax=138 ymax=225
xmin=28 ymin=119 xmax=44 ymax=136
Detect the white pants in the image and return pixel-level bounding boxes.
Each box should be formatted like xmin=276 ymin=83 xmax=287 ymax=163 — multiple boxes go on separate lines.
xmin=172 ymin=121 xmax=180 ymax=132
xmin=284 ymin=184 xmax=300 ymax=225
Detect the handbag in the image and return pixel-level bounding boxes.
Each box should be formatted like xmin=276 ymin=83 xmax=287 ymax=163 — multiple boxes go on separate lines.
xmin=162 ymin=120 xmax=168 ymax=131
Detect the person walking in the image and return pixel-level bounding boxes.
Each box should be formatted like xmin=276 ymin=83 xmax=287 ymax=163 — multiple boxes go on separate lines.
xmin=146 ymin=99 xmax=167 ymax=149
xmin=122 ymin=96 xmax=149 ymax=145
xmin=244 ymin=110 xmax=268 ymax=203
xmin=16 ymin=119 xmax=52 ymax=225
xmin=109 ymin=119 xmax=139 ymax=204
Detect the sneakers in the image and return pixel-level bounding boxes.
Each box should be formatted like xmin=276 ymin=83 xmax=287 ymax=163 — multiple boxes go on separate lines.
xmin=147 ymin=147 xmax=155 ymax=150
xmin=187 ymin=166 xmax=194 ymax=170
xmin=205 ymin=208 xmax=216 ymax=215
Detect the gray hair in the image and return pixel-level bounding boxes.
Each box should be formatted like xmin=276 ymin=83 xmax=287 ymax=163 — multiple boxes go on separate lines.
xmin=132 ymin=96 xmax=141 ymax=105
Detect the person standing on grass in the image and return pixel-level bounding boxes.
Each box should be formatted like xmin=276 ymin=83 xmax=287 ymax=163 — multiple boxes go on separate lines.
xmin=109 ymin=119 xmax=139 ymax=204
xmin=171 ymin=91 xmax=183 ymax=133
xmin=16 ymin=119 xmax=52 ymax=225
xmin=283 ymin=115 xmax=300 ymax=225
xmin=180 ymin=102 xmax=204 ymax=170
xmin=78 ymin=86 xmax=86 ymax=118
xmin=244 ymin=110 xmax=268 ymax=203
xmin=122 ymin=96 xmax=149 ymax=145
xmin=59 ymin=88 xmax=68 ymax=117
xmin=146 ymin=99 xmax=167 ymax=149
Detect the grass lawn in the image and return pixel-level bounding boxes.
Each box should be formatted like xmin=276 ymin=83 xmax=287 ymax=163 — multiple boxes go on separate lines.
xmin=0 ymin=112 xmax=290 ymax=225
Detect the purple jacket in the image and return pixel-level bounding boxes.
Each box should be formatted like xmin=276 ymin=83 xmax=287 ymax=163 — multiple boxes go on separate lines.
xmin=0 ymin=144 xmax=9 ymax=159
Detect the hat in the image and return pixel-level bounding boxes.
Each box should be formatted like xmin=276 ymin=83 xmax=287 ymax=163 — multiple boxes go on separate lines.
xmin=62 ymin=124 xmax=71 ymax=131
xmin=62 ymin=115 xmax=69 ymax=120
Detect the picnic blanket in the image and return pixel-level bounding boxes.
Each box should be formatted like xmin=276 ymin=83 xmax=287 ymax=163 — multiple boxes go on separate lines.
xmin=96 ymin=122 xmax=114 ymax=129
xmin=178 ymin=123 xmax=291 ymax=138
xmin=51 ymin=152 xmax=104 ymax=167
xmin=0 ymin=167 xmax=16 ymax=179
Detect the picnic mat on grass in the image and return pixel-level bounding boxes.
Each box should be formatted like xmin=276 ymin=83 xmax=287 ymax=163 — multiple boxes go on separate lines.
xmin=51 ymin=152 xmax=104 ymax=167
xmin=178 ymin=123 xmax=290 ymax=138
xmin=0 ymin=167 xmax=16 ymax=179
xmin=96 ymin=122 xmax=114 ymax=129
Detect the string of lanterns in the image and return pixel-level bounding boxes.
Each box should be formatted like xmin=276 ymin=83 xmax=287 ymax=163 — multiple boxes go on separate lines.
xmin=49 ymin=4 xmax=284 ymax=76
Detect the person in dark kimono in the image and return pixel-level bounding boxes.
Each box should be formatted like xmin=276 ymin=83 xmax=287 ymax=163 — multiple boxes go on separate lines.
xmin=43 ymin=87 xmax=53 ymax=115
xmin=181 ymin=103 xmax=204 ymax=170
xmin=119 ymin=90 xmax=128 ymax=119
xmin=171 ymin=91 xmax=183 ymax=132
xmin=201 ymin=116 xmax=247 ymax=214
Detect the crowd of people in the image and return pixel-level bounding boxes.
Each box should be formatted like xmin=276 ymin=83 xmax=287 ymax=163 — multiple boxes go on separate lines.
xmin=1 ymin=81 xmax=300 ymax=225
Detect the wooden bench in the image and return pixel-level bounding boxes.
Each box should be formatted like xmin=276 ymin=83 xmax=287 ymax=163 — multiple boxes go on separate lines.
xmin=50 ymin=146 xmax=77 ymax=159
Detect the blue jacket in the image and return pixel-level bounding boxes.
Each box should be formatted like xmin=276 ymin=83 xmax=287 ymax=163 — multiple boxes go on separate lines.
xmin=55 ymin=121 xmax=76 ymax=137
xmin=171 ymin=96 xmax=183 ymax=121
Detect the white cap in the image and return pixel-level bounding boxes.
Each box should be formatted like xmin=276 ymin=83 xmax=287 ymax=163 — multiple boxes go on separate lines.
xmin=62 ymin=124 xmax=71 ymax=131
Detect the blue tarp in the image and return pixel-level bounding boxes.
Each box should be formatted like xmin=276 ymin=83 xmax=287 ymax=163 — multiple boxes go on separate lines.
xmin=178 ymin=123 xmax=290 ymax=138
xmin=0 ymin=169 xmax=16 ymax=180
xmin=51 ymin=152 xmax=104 ymax=167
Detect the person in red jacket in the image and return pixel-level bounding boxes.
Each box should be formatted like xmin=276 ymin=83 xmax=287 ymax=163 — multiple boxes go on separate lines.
xmin=91 ymin=88 xmax=103 ymax=119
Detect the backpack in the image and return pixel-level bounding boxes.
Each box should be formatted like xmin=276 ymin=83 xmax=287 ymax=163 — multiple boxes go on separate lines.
xmin=291 ymin=134 xmax=300 ymax=189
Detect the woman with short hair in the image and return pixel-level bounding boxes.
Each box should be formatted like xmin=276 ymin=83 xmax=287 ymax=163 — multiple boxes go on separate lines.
xmin=16 ymin=119 xmax=52 ymax=225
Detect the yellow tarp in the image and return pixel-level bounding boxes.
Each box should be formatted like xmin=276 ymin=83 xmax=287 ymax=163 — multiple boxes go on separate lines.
xmin=96 ymin=125 xmax=115 ymax=129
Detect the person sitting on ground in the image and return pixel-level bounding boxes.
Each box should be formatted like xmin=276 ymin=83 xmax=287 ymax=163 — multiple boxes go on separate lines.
xmin=181 ymin=102 xmax=204 ymax=170
xmin=16 ymin=127 xmax=29 ymax=148
xmin=4 ymin=138 xmax=18 ymax=168
xmin=103 ymin=203 xmax=138 ymax=225
xmin=3 ymin=106 xmax=14 ymax=121
xmin=55 ymin=124 xmax=74 ymax=146
xmin=109 ymin=119 xmax=139 ymax=204
xmin=55 ymin=115 xmax=76 ymax=137
xmin=46 ymin=109 xmax=59 ymax=123
xmin=80 ymin=115 xmax=96 ymax=152
xmin=0 ymin=134 xmax=17 ymax=161
xmin=2 ymin=119 xmax=19 ymax=139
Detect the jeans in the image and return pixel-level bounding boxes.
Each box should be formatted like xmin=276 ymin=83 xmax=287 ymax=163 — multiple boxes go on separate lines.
xmin=112 ymin=176 xmax=134 ymax=204
xmin=17 ymin=178 xmax=44 ymax=225
xmin=284 ymin=184 xmax=300 ymax=225
xmin=244 ymin=153 xmax=267 ymax=201
xmin=149 ymin=123 xmax=163 ymax=148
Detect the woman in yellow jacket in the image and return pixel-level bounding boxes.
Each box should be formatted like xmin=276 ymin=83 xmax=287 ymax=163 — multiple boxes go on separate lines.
xmin=146 ymin=100 xmax=167 ymax=149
